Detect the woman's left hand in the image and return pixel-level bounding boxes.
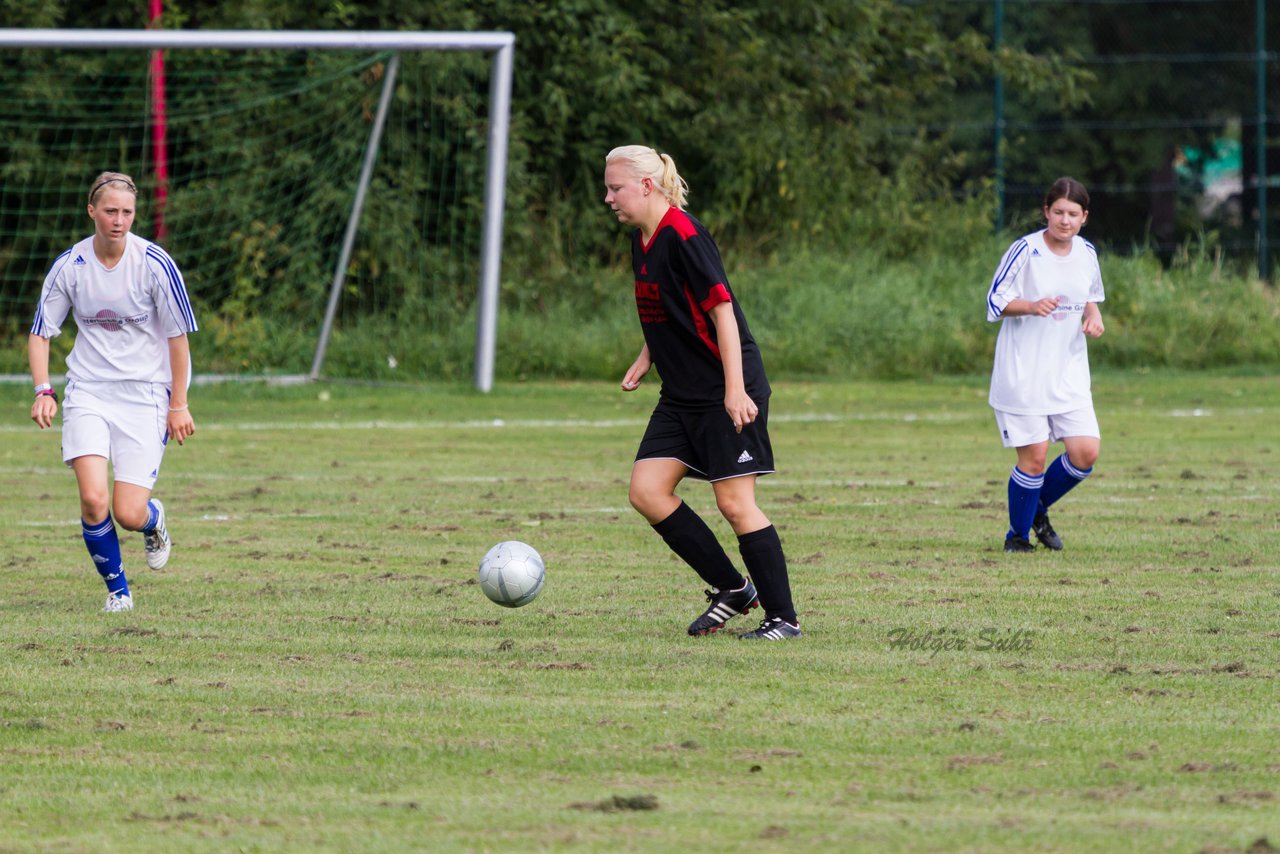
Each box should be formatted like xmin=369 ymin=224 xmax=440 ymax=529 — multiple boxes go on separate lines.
xmin=1082 ymin=307 xmax=1105 ymax=338
xmin=725 ymin=391 xmax=758 ymax=434
xmin=168 ymin=409 xmax=196 ymax=445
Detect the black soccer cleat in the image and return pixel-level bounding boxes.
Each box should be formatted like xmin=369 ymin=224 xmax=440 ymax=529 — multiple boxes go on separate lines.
xmin=1032 ymin=511 xmax=1063 ymax=551
xmin=738 ymin=616 xmax=802 ymax=640
xmin=687 ymin=580 xmax=759 ymax=636
xmin=1004 ymin=534 xmax=1036 ymax=553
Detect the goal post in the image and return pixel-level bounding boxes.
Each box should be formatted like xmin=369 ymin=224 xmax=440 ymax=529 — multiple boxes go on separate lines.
xmin=0 ymin=28 xmax=514 ymax=391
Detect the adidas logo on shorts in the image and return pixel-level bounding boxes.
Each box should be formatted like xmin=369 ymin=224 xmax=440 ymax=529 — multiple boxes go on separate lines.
xmin=737 ymin=450 xmax=753 ymax=464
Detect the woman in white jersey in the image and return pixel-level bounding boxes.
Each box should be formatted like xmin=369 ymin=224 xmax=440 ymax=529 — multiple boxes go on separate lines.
xmin=28 ymin=172 xmax=198 ymax=611
xmin=986 ymin=177 xmax=1105 ymax=553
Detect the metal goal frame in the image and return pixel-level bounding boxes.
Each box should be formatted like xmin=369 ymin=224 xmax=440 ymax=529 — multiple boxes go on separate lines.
xmin=0 ymin=28 xmax=515 ymax=391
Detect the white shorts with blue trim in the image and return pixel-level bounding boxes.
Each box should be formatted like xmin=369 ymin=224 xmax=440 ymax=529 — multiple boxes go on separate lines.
xmin=61 ymin=379 xmax=170 ymax=489
xmin=993 ymin=406 xmax=1100 ymax=449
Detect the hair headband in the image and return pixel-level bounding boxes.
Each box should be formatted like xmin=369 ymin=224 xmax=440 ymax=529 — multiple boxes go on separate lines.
xmin=89 ymin=177 xmax=137 ymax=202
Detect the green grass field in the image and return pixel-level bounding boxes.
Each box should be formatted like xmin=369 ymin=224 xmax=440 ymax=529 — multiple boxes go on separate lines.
xmin=1 ymin=370 xmax=1277 ymax=853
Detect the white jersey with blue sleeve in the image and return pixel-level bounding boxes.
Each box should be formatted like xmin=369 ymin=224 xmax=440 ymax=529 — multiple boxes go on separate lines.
xmin=986 ymin=230 xmax=1105 ymax=415
xmin=30 ymin=233 xmax=197 ymax=385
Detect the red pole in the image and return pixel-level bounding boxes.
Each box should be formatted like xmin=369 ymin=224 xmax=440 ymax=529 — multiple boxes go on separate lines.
xmin=149 ymin=0 xmax=169 ymax=243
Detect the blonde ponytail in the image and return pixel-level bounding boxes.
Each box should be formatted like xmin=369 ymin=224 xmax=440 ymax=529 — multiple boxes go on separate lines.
xmin=605 ymin=145 xmax=689 ymax=210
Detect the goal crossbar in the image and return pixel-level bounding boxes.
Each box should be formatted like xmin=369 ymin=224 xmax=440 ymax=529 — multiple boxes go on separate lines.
xmin=0 ymin=28 xmax=513 ymax=51
xmin=0 ymin=28 xmax=515 ymax=391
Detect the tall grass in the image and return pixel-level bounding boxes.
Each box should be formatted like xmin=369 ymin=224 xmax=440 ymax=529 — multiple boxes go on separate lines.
xmin=508 ymin=240 xmax=1280 ymax=382
xmin=741 ymin=239 xmax=1280 ymax=379
xmin=3 ymin=241 xmax=1276 ymax=381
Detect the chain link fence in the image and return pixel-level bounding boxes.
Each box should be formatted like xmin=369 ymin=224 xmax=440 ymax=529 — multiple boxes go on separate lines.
xmin=908 ymin=0 xmax=1277 ymax=277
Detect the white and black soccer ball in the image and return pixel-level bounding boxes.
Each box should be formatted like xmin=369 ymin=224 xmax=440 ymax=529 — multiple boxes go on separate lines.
xmin=477 ymin=540 xmax=545 ymax=608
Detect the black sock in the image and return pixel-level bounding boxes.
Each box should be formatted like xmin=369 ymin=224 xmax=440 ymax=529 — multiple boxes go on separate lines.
xmin=738 ymin=525 xmax=796 ymax=624
xmin=652 ymin=502 xmax=744 ymax=590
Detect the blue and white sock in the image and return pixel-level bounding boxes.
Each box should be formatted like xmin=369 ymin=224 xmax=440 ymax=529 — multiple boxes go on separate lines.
xmin=143 ymin=499 xmax=161 ymax=535
xmin=83 ymin=515 xmax=128 ymax=597
xmin=1039 ymin=454 xmax=1093 ymax=512
xmin=1007 ymin=467 xmax=1045 ymax=541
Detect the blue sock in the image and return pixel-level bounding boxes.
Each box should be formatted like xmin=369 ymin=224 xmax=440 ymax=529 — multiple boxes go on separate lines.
xmin=1007 ymin=467 xmax=1044 ymax=540
xmin=83 ymin=515 xmax=129 ymax=597
xmin=1038 ymin=454 xmax=1093 ymax=512
xmin=143 ymin=499 xmax=161 ymax=534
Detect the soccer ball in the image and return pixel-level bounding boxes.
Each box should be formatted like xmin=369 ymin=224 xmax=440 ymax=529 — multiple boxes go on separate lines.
xmin=477 ymin=540 xmax=545 ymax=608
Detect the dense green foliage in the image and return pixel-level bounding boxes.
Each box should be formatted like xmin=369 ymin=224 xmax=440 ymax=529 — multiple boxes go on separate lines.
xmin=0 ymin=2 xmax=1082 ymax=274
xmin=0 ymin=0 xmax=1275 ymax=380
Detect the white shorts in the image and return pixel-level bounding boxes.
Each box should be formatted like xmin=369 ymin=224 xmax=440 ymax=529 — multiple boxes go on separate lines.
xmin=62 ymin=379 xmax=171 ymax=489
xmin=993 ymin=406 xmax=1100 ymax=449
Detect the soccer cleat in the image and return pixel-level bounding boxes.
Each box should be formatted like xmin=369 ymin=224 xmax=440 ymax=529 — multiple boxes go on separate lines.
xmin=687 ymin=580 xmax=759 ymax=636
xmin=102 ymin=592 xmax=133 ymax=612
xmin=738 ymin=616 xmax=802 ymax=640
xmin=143 ymin=499 xmax=171 ymax=570
xmin=1004 ymin=534 xmax=1036 ymax=553
xmin=1032 ymin=511 xmax=1063 ymax=551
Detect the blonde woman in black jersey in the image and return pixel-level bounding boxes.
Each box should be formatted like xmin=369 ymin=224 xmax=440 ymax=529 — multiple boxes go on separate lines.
xmin=604 ymin=145 xmax=799 ymax=640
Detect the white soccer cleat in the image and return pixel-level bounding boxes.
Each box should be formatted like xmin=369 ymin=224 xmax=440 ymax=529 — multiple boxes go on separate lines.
xmin=143 ymin=499 xmax=171 ymax=570
xmin=103 ymin=592 xmax=134 ymax=612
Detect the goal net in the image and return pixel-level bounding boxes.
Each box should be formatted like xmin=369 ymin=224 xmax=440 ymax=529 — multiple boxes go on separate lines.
xmin=0 ymin=30 xmax=512 ymax=389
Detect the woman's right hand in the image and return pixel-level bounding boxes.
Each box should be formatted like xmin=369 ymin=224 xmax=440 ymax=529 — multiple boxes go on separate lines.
xmin=31 ymin=394 xmax=58 ymax=429
xmin=1027 ymin=297 xmax=1061 ymax=317
xmin=621 ymin=350 xmax=652 ymax=391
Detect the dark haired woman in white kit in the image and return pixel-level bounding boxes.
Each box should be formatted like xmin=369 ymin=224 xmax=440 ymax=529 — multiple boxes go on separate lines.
xmin=986 ymin=176 xmax=1106 ymax=553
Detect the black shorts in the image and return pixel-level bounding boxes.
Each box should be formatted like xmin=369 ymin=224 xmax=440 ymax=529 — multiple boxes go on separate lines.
xmin=635 ymin=398 xmax=775 ymax=481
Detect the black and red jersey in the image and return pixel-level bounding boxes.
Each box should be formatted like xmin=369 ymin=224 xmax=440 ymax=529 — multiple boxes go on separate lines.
xmin=630 ymin=207 xmax=770 ymax=409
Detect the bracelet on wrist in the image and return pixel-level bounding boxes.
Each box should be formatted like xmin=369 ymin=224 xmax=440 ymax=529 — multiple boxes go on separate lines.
xmin=35 ymin=388 xmax=57 ymax=403
xmin=169 ymin=404 xmax=189 ymax=412
xmin=34 ymin=383 xmax=52 ymax=394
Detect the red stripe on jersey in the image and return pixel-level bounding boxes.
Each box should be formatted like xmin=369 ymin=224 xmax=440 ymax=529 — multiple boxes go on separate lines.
xmin=699 ymin=283 xmax=731 ymax=313
xmin=667 ymin=208 xmax=698 ymax=240
xmin=685 ymin=285 xmax=721 ymax=360
xmin=640 ymin=207 xmax=698 ymax=253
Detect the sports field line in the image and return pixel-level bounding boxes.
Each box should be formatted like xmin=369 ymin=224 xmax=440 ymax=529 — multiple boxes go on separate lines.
xmin=1 ymin=411 xmax=965 ymax=433
xmin=15 ymin=507 xmax=641 ymax=528
xmin=0 ymin=466 xmax=951 ymax=488
xmin=0 ymin=406 xmax=1256 ymax=435
xmin=14 ymin=483 xmax=1270 ymax=530
xmin=197 ymin=411 xmax=981 ymax=430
